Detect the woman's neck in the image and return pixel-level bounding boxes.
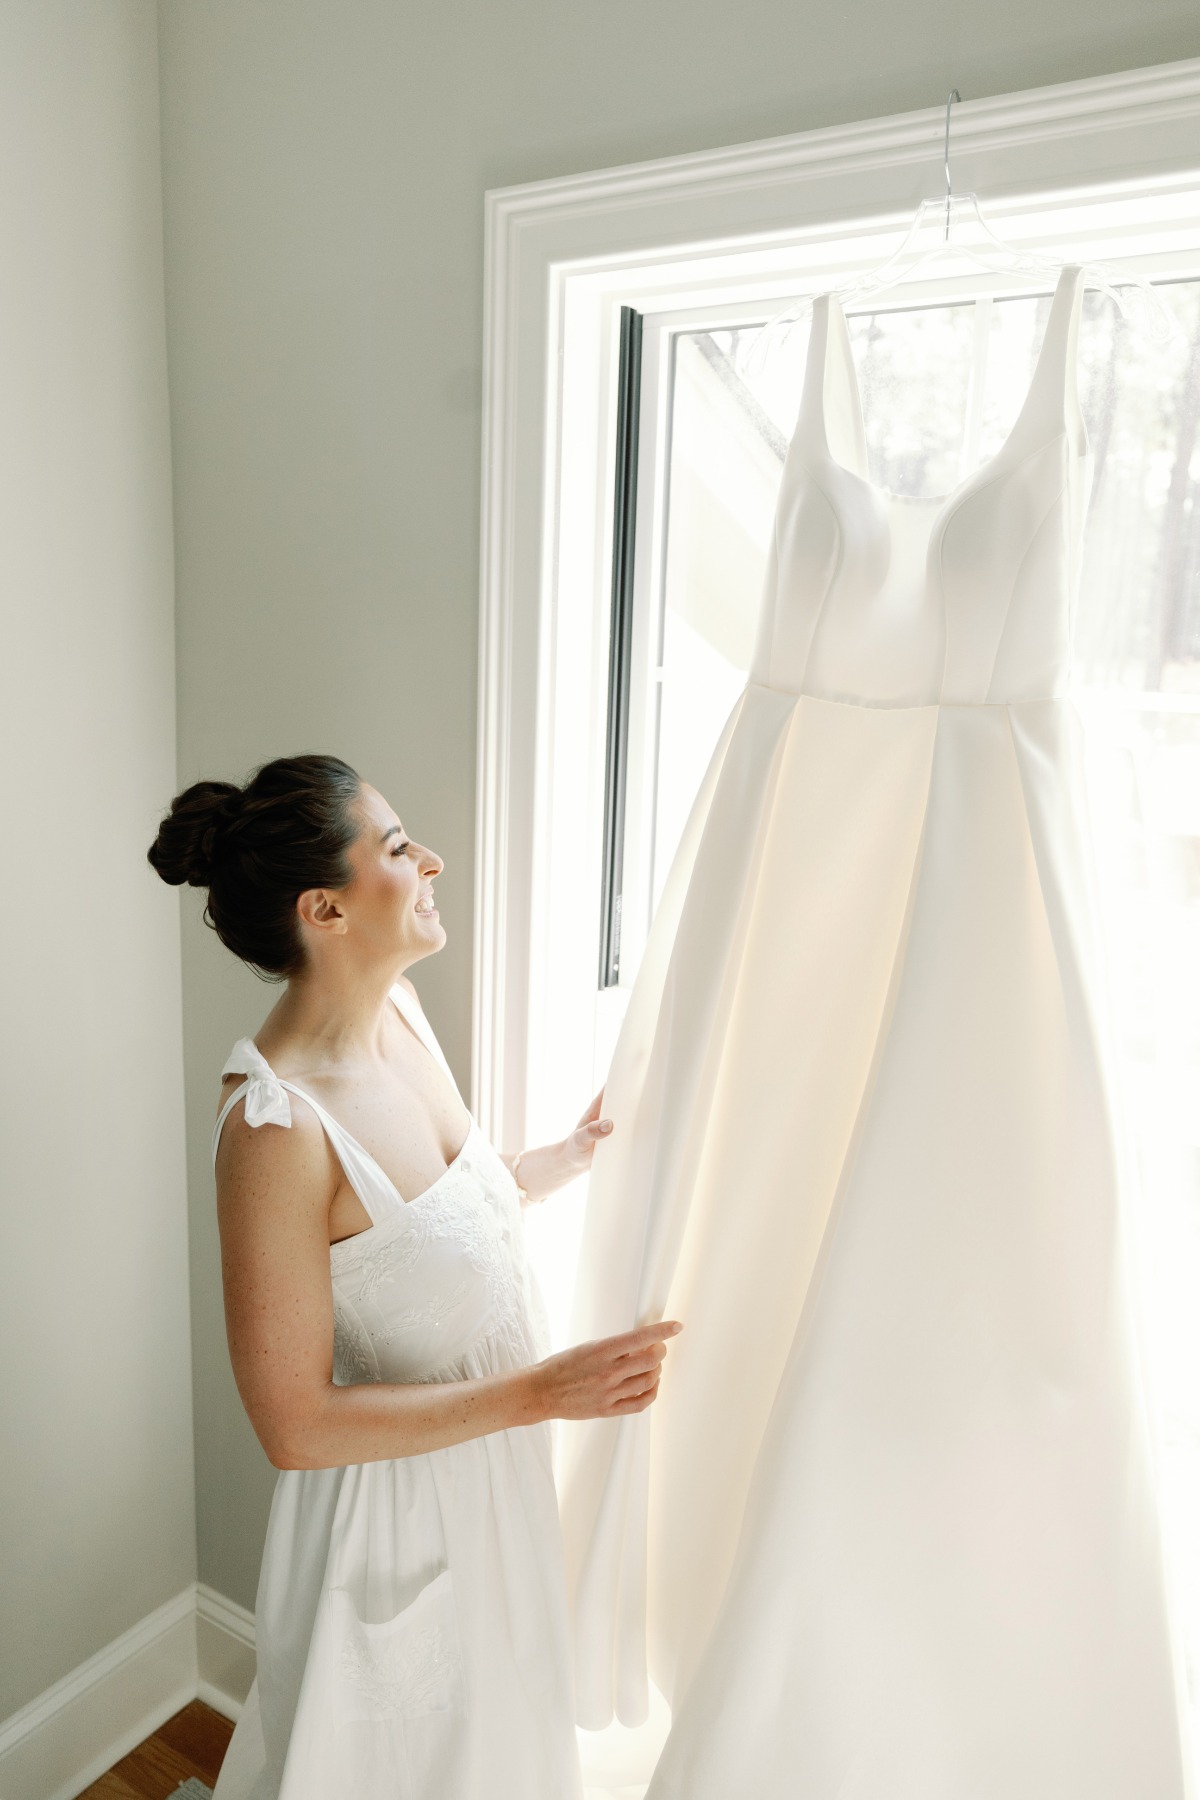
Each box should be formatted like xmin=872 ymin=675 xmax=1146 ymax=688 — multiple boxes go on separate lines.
xmin=260 ymin=958 xmax=414 ymax=1071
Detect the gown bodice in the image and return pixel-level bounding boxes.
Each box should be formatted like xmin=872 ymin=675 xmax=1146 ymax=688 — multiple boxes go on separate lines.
xmin=749 ymin=262 xmax=1095 ymax=706
xmin=211 ymin=983 xmax=546 ymax=1387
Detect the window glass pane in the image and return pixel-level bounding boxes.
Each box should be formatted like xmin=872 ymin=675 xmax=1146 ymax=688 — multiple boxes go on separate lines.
xmin=848 ymin=300 xmax=977 ymax=496
xmin=644 ymin=278 xmax=1200 ymax=1757
xmin=978 ymin=292 xmax=1046 ymax=458
xmin=1071 ymin=283 xmax=1200 ymax=687
xmin=653 ymin=334 xmax=777 ymax=911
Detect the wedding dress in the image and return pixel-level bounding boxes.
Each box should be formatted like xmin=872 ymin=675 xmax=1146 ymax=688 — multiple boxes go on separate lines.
xmin=561 ymin=264 xmax=1193 ymax=1796
xmin=209 ymin=982 xmax=582 ymax=1800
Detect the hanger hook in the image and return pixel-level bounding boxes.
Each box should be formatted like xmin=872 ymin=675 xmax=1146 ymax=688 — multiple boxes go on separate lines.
xmin=944 ymin=88 xmax=961 ymax=243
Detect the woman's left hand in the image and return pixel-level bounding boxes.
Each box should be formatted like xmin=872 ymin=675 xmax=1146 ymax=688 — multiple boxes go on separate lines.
xmin=511 ymin=1088 xmax=615 ymax=1202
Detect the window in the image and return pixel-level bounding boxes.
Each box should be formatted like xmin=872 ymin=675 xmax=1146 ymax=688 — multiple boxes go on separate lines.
xmin=480 ymin=75 xmax=1200 ymax=1767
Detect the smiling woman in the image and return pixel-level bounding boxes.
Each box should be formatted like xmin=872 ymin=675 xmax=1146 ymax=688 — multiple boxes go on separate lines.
xmin=146 ymin=753 xmax=682 ymax=1800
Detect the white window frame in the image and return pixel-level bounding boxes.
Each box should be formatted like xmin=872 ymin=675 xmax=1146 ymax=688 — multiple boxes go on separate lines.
xmin=472 ymin=57 xmax=1200 ymax=1153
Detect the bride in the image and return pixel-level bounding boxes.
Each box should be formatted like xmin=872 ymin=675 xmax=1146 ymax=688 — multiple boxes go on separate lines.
xmin=148 ymin=751 xmax=681 ymax=1800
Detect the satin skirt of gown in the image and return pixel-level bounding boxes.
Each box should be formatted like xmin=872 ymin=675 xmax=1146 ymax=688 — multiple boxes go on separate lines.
xmin=560 ymin=267 xmax=1195 ymax=1797
xmin=208 ymin=983 xmax=583 ymax=1800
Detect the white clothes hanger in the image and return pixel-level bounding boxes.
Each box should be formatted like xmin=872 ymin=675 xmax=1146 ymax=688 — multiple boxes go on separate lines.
xmin=752 ymin=91 xmax=1183 ymax=361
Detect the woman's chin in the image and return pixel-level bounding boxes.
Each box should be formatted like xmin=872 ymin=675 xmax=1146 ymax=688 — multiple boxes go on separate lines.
xmin=404 ymin=918 xmax=446 ymax=952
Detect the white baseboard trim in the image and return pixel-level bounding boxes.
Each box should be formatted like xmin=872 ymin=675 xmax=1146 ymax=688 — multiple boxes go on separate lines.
xmin=196 ymin=1581 xmax=256 ymax=1723
xmin=0 ymin=1583 xmax=256 ymax=1800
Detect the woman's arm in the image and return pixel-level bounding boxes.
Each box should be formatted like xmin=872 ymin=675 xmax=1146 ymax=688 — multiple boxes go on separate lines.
xmin=216 ymin=1095 xmax=678 ymax=1471
xmin=502 ymin=1086 xmax=614 ymax=1204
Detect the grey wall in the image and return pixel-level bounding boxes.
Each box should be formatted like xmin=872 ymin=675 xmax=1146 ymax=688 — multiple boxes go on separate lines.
xmin=0 ymin=1 xmax=192 ymax=1718
xmin=156 ymin=0 xmax=1200 ymax=1609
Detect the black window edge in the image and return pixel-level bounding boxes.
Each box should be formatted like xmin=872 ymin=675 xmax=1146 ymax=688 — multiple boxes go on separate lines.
xmin=598 ymin=305 xmax=643 ymax=989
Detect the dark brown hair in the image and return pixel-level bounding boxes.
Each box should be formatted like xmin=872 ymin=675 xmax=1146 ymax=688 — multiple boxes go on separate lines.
xmin=147 ymin=753 xmax=363 ymax=979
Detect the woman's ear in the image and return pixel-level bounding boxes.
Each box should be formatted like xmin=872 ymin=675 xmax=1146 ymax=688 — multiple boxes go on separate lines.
xmin=296 ymin=889 xmax=348 ymax=935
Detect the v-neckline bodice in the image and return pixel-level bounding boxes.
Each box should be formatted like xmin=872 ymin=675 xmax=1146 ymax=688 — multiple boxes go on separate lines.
xmin=213 ymin=984 xmax=477 ymax=1225
xmin=330 ymin=1113 xmax=477 ymax=1216
xmin=810 ymin=263 xmax=1092 ymax=534
xmin=748 ymin=263 xmax=1097 ymax=706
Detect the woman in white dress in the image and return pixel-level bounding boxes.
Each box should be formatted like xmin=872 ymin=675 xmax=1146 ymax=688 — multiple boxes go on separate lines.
xmin=148 ymin=752 xmax=680 ymax=1800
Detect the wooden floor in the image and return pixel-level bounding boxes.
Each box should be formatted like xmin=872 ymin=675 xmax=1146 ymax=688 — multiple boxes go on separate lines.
xmin=75 ymin=1700 xmax=232 ymax=1800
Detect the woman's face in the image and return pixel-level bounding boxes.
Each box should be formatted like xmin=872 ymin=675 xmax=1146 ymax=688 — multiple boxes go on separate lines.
xmin=325 ymin=782 xmax=446 ymax=966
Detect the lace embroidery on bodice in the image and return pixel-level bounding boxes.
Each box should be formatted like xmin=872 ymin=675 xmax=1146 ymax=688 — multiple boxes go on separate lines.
xmin=212 ymin=985 xmax=545 ymax=1386
xmin=328 ymin=1135 xmax=541 ymax=1383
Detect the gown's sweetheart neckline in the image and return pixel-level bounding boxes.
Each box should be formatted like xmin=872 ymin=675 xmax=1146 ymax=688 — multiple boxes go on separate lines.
xmin=813 ymin=263 xmax=1093 ymax=524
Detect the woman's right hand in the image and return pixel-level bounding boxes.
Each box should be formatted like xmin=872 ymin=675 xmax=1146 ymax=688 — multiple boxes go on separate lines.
xmin=530 ymin=1320 xmax=683 ymax=1421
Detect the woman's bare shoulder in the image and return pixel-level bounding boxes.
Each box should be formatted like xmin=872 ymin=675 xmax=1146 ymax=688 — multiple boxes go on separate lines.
xmin=213 ymin=1077 xmax=335 ymax=1204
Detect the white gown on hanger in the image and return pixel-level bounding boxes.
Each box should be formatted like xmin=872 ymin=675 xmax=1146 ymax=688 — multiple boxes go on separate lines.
xmin=560 ymin=265 xmax=1194 ymax=1797
xmin=210 ymin=982 xmax=582 ymax=1800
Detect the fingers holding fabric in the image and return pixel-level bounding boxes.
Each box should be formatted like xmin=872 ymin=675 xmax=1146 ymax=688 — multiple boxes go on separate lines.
xmin=530 ymin=1321 xmax=682 ymax=1421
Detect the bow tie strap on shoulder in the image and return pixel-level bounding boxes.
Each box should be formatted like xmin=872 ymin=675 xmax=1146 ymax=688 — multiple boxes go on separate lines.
xmin=220 ymin=1038 xmax=293 ymax=1129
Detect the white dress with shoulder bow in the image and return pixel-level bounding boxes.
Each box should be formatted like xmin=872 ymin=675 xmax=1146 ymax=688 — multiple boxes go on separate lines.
xmin=209 ymin=982 xmax=582 ymax=1800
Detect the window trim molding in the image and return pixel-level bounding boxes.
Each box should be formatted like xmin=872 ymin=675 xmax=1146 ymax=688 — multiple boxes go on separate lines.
xmin=474 ymin=56 xmax=1200 ymax=1150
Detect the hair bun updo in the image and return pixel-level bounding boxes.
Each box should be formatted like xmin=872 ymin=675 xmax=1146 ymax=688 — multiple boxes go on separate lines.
xmin=146 ymin=754 xmax=362 ymax=980
xmin=147 ymin=780 xmax=243 ymax=888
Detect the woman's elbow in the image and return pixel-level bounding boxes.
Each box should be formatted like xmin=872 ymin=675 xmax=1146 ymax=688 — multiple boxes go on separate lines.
xmin=252 ymin=1400 xmax=320 ymax=1471
xmin=266 ymin=1436 xmax=308 ymax=1470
